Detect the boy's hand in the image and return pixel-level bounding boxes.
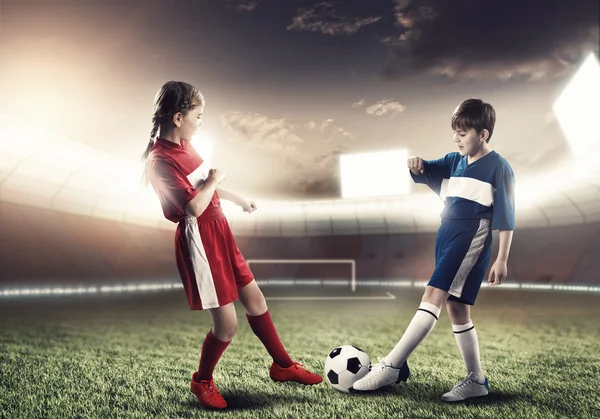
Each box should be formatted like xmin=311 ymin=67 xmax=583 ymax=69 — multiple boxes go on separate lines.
xmin=208 ymin=169 xmax=226 ymax=185
xmin=488 ymin=260 xmax=508 ymax=287
xmin=407 ymin=156 xmax=425 ymax=175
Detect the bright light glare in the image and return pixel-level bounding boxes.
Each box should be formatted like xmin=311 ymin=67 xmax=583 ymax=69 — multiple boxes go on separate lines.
xmin=553 ymin=53 xmax=600 ymax=157
xmin=340 ymin=149 xmax=409 ymax=198
xmin=3 ymin=281 xmax=597 ymax=297
xmin=190 ymin=133 xmax=214 ymax=167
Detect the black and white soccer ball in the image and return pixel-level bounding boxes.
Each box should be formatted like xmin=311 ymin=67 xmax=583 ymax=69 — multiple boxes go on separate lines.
xmin=324 ymin=345 xmax=370 ymax=393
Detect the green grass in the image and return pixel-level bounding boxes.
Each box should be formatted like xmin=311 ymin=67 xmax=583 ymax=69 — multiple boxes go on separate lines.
xmin=0 ymin=287 xmax=599 ymax=418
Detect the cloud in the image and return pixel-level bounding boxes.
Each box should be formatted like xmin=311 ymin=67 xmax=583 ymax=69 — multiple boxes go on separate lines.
xmin=365 ymin=100 xmax=406 ymax=116
xmin=287 ymin=2 xmax=382 ymax=36
xmin=381 ymin=0 xmax=599 ymax=81
xmin=353 ymin=99 xmax=407 ymax=116
xmin=313 ymin=145 xmax=349 ymax=168
xmin=221 ymin=112 xmax=303 ymax=153
xmin=318 ymin=118 xmax=354 ymax=142
xmin=292 ymin=146 xmax=349 ymax=196
xmin=221 ymin=112 xmax=354 ymax=197
xmin=320 ymin=118 xmax=334 ymax=131
xmin=352 ymin=99 xmax=366 ymax=108
xmin=226 ymin=0 xmax=259 ymax=12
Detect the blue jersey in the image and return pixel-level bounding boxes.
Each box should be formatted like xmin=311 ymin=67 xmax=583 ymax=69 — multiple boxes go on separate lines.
xmin=411 ymin=151 xmax=515 ymax=230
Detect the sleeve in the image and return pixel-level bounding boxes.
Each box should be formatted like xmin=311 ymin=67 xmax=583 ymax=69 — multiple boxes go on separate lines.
xmin=410 ymin=153 xmax=455 ymax=196
xmin=149 ymin=156 xmax=199 ymax=214
xmin=491 ymin=162 xmax=516 ymax=230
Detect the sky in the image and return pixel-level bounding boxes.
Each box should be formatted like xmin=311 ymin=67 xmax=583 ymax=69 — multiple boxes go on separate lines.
xmin=1 ymin=0 xmax=598 ymax=200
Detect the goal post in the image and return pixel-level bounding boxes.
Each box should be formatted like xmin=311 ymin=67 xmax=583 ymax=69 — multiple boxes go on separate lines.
xmin=246 ymin=259 xmax=357 ymax=292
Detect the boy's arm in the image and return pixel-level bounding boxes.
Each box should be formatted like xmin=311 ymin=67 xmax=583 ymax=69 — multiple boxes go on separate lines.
xmin=217 ymin=188 xmax=257 ymax=213
xmin=409 ymin=154 xmax=455 ymax=196
xmin=489 ymin=163 xmax=516 ymax=286
xmin=488 ymin=230 xmax=513 ymax=287
xmin=497 ymin=230 xmax=513 ymax=262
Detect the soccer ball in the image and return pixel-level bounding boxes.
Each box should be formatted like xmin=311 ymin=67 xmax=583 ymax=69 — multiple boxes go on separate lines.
xmin=324 ymin=345 xmax=370 ymax=393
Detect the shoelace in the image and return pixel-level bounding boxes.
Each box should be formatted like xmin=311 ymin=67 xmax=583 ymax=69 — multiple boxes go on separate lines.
xmin=452 ymin=373 xmax=481 ymax=392
xmin=367 ymin=358 xmax=388 ymax=374
xmin=452 ymin=378 xmax=472 ymax=392
xmin=202 ymin=381 xmax=221 ymax=399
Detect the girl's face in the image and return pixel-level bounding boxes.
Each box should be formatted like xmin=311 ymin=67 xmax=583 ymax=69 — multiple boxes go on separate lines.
xmin=177 ymin=104 xmax=204 ymax=142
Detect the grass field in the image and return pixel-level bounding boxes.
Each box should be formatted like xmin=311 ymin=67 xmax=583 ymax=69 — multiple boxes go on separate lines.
xmin=0 ymin=286 xmax=599 ymax=418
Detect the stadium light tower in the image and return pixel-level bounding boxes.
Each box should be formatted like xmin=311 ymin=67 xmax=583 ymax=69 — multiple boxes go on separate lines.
xmin=553 ymin=52 xmax=600 ymax=158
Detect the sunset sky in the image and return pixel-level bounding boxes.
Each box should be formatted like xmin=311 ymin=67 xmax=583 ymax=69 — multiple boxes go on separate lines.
xmin=1 ymin=0 xmax=598 ymax=200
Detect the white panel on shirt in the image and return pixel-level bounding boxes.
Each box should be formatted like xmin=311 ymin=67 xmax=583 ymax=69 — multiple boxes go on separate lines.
xmin=186 ymin=162 xmax=209 ymax=188
xmin=440 ymin=177 xmax=495 ymax=207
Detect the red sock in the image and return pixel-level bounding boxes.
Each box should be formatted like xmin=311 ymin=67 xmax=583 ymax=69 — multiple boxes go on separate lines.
xmin=196 ymin=330 xmax=231 ymax=381
xmin=246 ymin=310 xmax=293 ymax=368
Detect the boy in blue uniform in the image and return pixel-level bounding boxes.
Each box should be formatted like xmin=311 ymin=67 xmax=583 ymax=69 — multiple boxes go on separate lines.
xmin=353 ymin=98 xmax=515 ymax=402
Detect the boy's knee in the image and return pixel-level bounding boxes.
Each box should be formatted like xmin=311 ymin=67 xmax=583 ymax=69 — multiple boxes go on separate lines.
xmin=422 ymin=286 xmax=449 ymax=307
xmin=446 ymin=301 xmax=470 ymax=324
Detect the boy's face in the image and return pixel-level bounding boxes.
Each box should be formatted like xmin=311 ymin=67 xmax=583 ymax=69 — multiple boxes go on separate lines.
xmin=453 ymin=127 xmax=485 ymax=156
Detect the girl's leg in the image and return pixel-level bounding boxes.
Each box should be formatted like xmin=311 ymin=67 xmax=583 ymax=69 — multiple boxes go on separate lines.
xmin=191 ymin=303 xmax=237 ymax=410
xmin=238 ymin=280 xmax=322 ymax=385
xmin=238 ymin=280 xmax=293 ymax=367
xmin=196 ymin=302 xmax=237 ymax=381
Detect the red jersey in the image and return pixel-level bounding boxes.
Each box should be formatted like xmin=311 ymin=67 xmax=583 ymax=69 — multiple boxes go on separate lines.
xmin=147 ymin=138 xmax=221 ymax=223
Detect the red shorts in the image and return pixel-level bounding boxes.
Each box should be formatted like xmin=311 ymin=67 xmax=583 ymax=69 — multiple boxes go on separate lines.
xmin=174 ymin=209 xmax=254 ymax=310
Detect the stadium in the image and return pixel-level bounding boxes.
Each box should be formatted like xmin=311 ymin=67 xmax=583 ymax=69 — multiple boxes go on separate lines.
xmin=1 ymin=1 xmax=599 ymax=418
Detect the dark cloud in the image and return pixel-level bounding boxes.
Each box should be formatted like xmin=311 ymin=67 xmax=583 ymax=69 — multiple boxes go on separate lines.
xmin=293 ymin=147 xmax=347 ymax=197
xmin=226 ymin=0 xmax=259 ymax=12
xmin=382 ymin=0 xmax=599 ymax=81
xmin=221 ymin=112 xmax=351 ymax=197
xmin=287 ymin=1 xmax=382 ymax=36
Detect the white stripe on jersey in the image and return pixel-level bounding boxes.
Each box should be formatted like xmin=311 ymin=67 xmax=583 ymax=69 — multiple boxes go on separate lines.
xmin=184 ymin=217 xmax=219 ymax=309
xmin=448 ymin=218 xmax=490 ymax=298
xmin=440 ymin=177 xmax=495 ymax=207
xmin=186 ymin=162 xmax=209 ymax=189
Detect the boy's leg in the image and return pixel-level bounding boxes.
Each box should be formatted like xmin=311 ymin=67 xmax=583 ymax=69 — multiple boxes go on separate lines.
xmin=385 ymin=285 xmax=449 ymax=366
xmin=353 ymin=286 xmax=448 ymax=391
xmin=440 ymin=296 xmax=489 ymax=402
xmin=191 ymin=303 xmax=237 ymax=409
xmin=446 ymin=301 xmax=484 ymax=382
xmin=238 ymin=280 xmax=322 ymax=385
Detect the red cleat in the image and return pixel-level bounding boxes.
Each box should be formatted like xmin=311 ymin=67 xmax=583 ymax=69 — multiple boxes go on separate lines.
xmin=269 ymin=361 xmax=323 ymax=385
xmin=190 ymin=373 xmax=227 ymax=409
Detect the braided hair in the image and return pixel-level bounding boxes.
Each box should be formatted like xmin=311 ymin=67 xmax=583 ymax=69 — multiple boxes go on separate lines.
xmin=141 ymin=81 xmax=205 ymax=184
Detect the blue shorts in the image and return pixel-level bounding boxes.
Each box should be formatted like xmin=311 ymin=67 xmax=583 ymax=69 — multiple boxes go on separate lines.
xmin=428 ymin=218 xmax=492 ymax=305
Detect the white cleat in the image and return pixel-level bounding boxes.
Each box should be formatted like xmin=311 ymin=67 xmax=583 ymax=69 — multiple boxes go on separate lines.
xmin=351 ymin=359 xmax=409 ymax=392
xmin=441 ymin=372 xmax=489 ymax=402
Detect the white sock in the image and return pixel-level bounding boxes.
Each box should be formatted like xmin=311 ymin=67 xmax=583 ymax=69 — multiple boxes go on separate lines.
xmin=453 ymin=321 xmax=485 ymax=383
xmin=385 ymin=302 xmax=441 ymax=368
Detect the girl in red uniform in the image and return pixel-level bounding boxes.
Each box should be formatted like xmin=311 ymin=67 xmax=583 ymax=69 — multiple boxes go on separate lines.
xmin=143 ymin=81 xmax=321 ymax=410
